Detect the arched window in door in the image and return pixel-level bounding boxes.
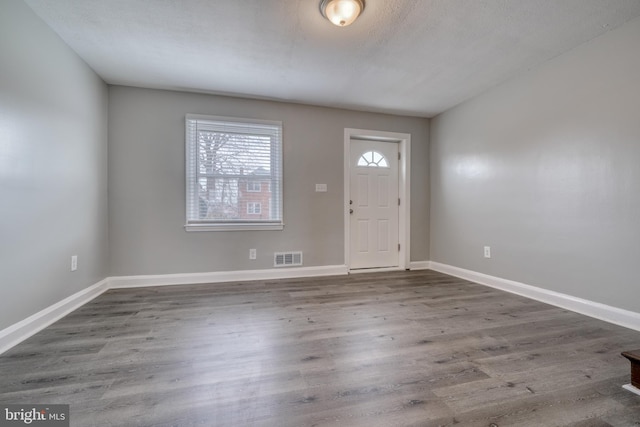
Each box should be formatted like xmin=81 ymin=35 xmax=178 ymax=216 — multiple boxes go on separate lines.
xmin=357 ymin=151 xmax=389 ymax=168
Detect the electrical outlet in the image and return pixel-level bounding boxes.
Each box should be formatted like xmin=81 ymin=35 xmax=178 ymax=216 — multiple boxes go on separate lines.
xmin=71 ymin=255 xmax=78 ymax=271
xmin=249 ymin=249 xmax=257 ymax=260
xmin=315 ymin=184 xmax=327 ymax=192
xmin=483 ymin=246 xmax=491 ymax=259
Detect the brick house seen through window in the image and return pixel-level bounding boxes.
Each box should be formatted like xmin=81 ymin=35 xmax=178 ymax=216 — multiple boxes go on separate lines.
xmin=238 ymin=167 xmax=271 ymax=220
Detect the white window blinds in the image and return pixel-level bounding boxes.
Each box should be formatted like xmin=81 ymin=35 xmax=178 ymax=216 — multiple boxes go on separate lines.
xmin=185 ymin=114 xmax=283 ymax=231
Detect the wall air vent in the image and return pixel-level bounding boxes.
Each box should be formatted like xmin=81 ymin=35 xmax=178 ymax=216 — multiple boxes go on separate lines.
xmin=274 ymin=251 xmax=303 ymax=267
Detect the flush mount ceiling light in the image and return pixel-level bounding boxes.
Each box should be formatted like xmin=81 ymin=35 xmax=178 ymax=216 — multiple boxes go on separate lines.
xmin=320 ymin=0 xmax=365 ymax=27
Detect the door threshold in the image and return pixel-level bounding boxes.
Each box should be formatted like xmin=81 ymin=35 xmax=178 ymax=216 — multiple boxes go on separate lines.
xmin=349 ymin=267 xmax=405 ymax=274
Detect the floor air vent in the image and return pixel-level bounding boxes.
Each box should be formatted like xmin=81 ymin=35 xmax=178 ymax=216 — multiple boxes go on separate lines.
xmin=274 ymin=251 xmax=303 ymax=267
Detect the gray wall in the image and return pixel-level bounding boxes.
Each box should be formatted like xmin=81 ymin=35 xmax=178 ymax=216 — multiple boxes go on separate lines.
xmin=430 ymin=17 xmax=640 ymax=312
xmin=0 ymin=2 xmax=109 ymax=329
xmin=108 ymin=86 xmax=429 ymax=275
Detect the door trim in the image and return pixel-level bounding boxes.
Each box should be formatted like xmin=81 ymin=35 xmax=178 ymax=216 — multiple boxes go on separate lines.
xmin=344 ymin=128 xmax=411 ymax=271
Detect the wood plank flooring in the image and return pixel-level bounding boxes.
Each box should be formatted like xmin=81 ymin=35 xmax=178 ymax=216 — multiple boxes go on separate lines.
xmin=1 ymin=270 xmax=640 ymax=426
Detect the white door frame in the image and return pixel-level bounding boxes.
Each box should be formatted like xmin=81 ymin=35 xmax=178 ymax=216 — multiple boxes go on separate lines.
xmin=344 ymin=128 xmax=411 ymax=271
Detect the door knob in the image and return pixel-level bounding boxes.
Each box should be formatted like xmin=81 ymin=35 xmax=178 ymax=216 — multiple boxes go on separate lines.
xmin=349 ymin=209 xmax=353 ymax=214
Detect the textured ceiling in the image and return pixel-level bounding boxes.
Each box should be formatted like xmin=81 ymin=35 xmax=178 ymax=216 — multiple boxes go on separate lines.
xmin=23 ymin=0 xmax=640 ymax=117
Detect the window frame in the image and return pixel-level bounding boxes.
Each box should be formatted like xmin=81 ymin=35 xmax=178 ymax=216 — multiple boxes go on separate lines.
xmin=246 ymin=181 xmax=262 ymax=192
xmin=184 ymin=114 xmax=283 ymax=232
xmin=247 ymin=202 xmax=262 ymax=215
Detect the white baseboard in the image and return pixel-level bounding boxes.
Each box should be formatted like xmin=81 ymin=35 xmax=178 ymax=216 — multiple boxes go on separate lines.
xmin=409 ymin=261 xmax=431 ymax=270
xmin=349 ymin=267 xmax=404 ymax=274
xmin=0 ymin=279 xmax=110 ymax=355
xmin=429 ymin=261 xmax=640 ymax=332
xmin=109 ymin=265 xmax=348 ymax=288
xmin=6 ymin=261 xmax=638 ymax=356
xmin=622 ymin=384 xmax=640 ymax=396
xmin=0 ymin=265 xmax=349 ymax=355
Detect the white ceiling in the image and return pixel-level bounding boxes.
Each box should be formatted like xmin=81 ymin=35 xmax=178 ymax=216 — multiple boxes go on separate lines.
xmin=23 ymin=0 xmax=640 ymax=117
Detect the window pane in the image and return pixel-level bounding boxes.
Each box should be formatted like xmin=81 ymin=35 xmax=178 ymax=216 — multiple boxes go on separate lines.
xmin=197 ymin=177 xmax=239 ymax=219
xmin=358 ymin=151 xmax=389 ymax=168
xmin=186 ymin=115 xmax=283 ymax=228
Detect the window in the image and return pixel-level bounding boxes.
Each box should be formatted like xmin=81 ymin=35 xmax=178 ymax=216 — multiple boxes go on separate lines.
xmin=246 ymin=181 xmax=261 ymax=192
xmin=247 ymin=202 xmax=261 ymax=214
xmin=357 ymin=150 xmax=389 ymax=167
xmin=185 ymin=114 xmax=283 ymax=231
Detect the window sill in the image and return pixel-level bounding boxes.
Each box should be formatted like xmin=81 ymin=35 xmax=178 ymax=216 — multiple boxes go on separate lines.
xmin=185 ymin=223 xmax=284 ymax=232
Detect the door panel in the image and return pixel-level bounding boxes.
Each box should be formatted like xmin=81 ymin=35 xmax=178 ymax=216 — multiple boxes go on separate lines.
xmin=378 ymin=176 xmax=389 ymax=206
xmin=357 ymin=174 xmax=369 ymax=206
xmin=378 ymin=219 xmax=389 ymax=251
xmin=349 ymin=140 xmax=399 ymax=269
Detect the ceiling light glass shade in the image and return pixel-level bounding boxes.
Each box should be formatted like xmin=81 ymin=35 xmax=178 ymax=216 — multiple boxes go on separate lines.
xmin=320 ymin=0 xmax=365 ymax=27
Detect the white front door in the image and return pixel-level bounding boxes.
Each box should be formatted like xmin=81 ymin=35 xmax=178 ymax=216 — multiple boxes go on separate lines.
xmin=349 ymin=139 xmax=399 ymax=269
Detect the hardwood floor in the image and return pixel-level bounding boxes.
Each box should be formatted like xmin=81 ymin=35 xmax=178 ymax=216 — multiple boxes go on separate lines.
xmin=1 ymin=270 xmax=639 ymax=426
